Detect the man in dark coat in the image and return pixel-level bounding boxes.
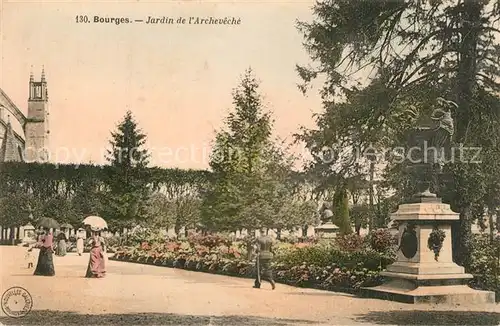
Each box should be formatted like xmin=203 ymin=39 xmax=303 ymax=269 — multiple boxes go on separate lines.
xmin=253 ymin=228 xmax=276 ymax=290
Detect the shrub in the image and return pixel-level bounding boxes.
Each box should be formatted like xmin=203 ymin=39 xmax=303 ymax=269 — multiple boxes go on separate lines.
xmin=334 ymin=233 xmax=364 ymax=252
xmin=124 ymin=227 xmax=167 ymax=246
xmin=274 ymin=243 xmax=333 ymax=267
xmin=367 ymin=228 xmax=395 ymax=253
xmin=469 ymin=233 xmax=500 ymax=300
xmin=106 ymin=235 xmax=122 ymax=249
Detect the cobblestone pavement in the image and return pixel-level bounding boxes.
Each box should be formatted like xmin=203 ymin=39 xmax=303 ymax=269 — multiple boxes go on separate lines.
xmin=0 ymin=246 xmax=499 ymax=325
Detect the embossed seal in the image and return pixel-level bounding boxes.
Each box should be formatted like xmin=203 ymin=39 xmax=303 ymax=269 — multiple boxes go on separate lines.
xmin=1 ymin=286 xmax=33 ymax=318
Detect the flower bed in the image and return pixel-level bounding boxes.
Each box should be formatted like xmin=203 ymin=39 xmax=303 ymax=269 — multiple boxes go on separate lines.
xmin=110 ymin=231 xmax=397 ymax=294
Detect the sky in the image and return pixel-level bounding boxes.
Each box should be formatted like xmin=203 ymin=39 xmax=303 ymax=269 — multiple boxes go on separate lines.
xmin=0 ymin=0 xmax=323 ymax=170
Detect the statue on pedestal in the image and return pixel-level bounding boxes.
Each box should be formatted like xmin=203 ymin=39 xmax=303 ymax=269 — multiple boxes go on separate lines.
xmin=320 ymin=203 xmax=333 ymax=224
xmin=406 ymin=97 xmax=456 ymax=200
xmin=361 ymin=97 xmax=495 ymax=304
xmin=430 ymin=97 xmax=456 ymax=170
xmin=315 ymin=203 xmax=339 ymax=238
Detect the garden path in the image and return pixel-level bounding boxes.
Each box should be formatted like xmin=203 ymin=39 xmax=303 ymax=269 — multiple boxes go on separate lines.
xmin=0 ymin=246 xmax=499 ymax=325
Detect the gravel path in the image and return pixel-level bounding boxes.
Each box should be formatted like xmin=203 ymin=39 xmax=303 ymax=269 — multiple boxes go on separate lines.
xmin=0 ymin=246 xmax=499 ymax=325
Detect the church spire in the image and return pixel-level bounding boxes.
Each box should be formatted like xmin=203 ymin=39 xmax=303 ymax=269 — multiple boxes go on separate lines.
xmin=41 ymin=65 xmax=46 ymax=82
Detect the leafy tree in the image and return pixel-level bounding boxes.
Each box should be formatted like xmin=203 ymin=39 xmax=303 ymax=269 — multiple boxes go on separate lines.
xmin=71 ymin=179 xmax=104 ymax=218
xmin=158 ymin=181 xmax=202 ymax=236
xmin=147 ymin=193 xmax=175 ymax=230
xmin=296 ymin=0 xmax=500 ymax=268
xmin=103 ymin=110 xmax=152 ymax=231
xmin=42 ymin=196 xmax=79 ymax=225
xmin=0 ymin=191 xmax=33 ymax=242
xmin=274 ymin=199 xmax=319 ymax=239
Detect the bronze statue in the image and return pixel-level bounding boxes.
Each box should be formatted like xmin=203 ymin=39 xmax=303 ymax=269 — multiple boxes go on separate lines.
xmin=320 ymin=203 xmax=333 ymax=224
xmin=405 ymin=97 xmax=456 ymax=200
xmin=429 ymin=97 xmax=456 ymax=170
xmin=430 ymin=97 xmax=455 ymax=150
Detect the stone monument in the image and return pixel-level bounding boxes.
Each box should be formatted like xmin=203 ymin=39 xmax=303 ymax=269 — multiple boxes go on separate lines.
xmin=362 ymin=98 xmax=495 ymax=304
xmin=315 ymin=206 xmax=340 ymax=238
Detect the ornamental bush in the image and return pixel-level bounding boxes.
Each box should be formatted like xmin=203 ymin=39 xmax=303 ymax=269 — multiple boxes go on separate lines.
xmin=333 ymin=233 xmax=364 ymax=252
xmin=469 ymin=233 xmax=500 ymax=300
xmin=366 ymin=228 xmax=396 ymax=253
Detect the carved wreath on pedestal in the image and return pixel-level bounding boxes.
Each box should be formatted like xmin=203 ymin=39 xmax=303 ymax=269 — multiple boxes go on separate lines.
xmin=427 ymin=225 xmax=446 ymax=261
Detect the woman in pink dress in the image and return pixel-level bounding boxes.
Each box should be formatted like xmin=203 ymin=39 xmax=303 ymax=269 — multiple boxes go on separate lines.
xmin=85 ymin=230 xmax=106 ymax=278
xmin=33 ymin=228 xmax=55 ymax=276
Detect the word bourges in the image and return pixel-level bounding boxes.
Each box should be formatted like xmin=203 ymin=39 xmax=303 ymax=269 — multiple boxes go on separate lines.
xmin=75 ymin=15 xmax=241 ymax=26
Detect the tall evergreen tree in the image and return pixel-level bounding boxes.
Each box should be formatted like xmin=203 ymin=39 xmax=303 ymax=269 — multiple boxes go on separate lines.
xmin=201 ymin=69 xmax=305 ymax=232
xmin=104 ymin=111 xmax=151 ymax=231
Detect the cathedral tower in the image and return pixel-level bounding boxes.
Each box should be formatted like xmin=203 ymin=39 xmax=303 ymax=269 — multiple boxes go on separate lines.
xmin=24 ymin=67 xmax=50 ymax=162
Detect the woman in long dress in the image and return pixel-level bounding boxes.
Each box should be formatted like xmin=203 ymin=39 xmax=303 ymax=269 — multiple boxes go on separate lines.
xmin=76 ymin=234 xmax=84 ymax=256
xmin=33 ymin=228 xmax=55 ymax=276
xmin=55 ymin=233 xmax=67 ymax=256
xmin=85 ymin=230 xmax=106 ymax=278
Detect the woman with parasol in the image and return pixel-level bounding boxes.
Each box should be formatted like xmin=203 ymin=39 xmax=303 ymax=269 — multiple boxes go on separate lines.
xmin=33 ymin=217 xmax=58 ymax=276
xmin=83 ymin=216 xmax=107 ymax=278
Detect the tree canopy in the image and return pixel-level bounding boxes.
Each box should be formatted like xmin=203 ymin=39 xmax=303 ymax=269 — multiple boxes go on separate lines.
xmin=296 ymin=0 xmax=500 ymax=267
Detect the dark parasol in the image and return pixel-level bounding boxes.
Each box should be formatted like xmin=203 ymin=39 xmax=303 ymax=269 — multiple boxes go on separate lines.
xmin=60 ymin=223 xmax=74 ymax=229
xmin=37 ymin=217 xmax=60 ymax=229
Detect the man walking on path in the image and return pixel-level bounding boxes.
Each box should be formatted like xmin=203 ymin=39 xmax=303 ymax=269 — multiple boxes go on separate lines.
xmin=253 ymin=228 xmax=276 ymax=290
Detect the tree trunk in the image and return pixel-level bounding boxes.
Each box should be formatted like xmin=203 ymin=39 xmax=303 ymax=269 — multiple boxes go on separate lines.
xmin=454 ymin=207 xmax=473 ymax=269
xmin=302 ymin=226 xmax=308 ymax=237
xmin=9 ymin=226 xmax=15 ymax=245
xmin=488 ymin=208 xmax=495 ymax=243
xmin=368 ymin=161 xmax=375 ymax=231
xmin=245 ymin=238 xmax=254 ymax=261
xmin=276 ymin=228 xmax=282 ymax=240
xmin=452 ymin=0 xmax=482 ymax=270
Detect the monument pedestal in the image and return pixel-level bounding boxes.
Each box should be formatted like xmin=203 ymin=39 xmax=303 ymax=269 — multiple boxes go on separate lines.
xmin=362 ymin=199 xmax=495 ymax=304
xmin=314 ymin=221 xmax=339 ymax=238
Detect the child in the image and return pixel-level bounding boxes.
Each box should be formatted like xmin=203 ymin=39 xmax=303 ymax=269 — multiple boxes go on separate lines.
xmin=25 ymin=247 xmax=35 ymax=269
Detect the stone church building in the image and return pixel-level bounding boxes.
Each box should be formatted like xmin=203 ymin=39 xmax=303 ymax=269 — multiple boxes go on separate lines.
xmin=0 ymin=69 xmax=50 ymax=162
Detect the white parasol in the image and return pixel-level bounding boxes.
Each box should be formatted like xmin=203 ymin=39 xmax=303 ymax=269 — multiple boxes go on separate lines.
xmin=82 ymin=215 xmax=108 ymax=231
